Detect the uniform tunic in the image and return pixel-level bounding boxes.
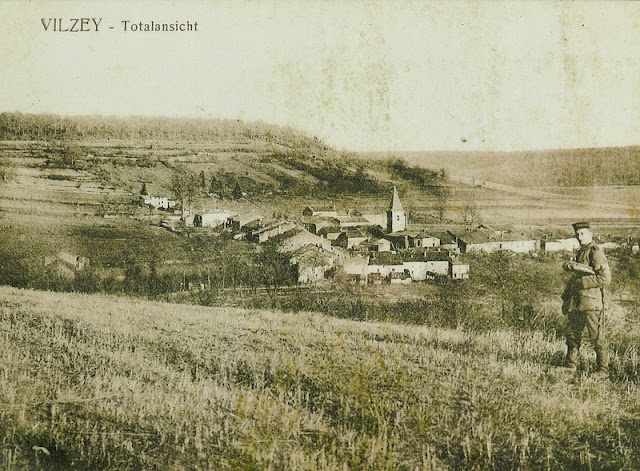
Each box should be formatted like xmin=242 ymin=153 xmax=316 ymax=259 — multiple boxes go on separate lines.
xmin=562 ymin=241 xmax=611 ymax=312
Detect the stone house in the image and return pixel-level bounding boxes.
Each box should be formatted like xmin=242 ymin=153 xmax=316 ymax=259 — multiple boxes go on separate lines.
xmin=142 ymin=196 xmax=177 ymax=210
xmin=302 ymin=206 xmax=337 ymax=218
xmin=289 ymin=245 xmax=335 ymax=284
xmin=448 ymin=227 xmax=539 ymax=254
xmin=229 ymin=213 xmax=263 ymax=232
xmin=376 ymin=238 xmax=392 ymax=252
xmin=249 ymin=220 xmax=297 ymax=244
xmin=450 ymin=260 xmax=470 ymax=280
xmin=277 ymin=228 xmax=334 ymax=253
xmin=193 ymin=210 xmax=237 ymax=228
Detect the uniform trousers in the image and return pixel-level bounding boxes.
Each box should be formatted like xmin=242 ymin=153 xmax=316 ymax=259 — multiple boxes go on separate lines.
xmin=565 ymin=309 xmax=608 ymax=372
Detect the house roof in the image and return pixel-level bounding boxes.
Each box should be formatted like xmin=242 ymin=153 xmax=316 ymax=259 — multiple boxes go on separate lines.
xmin=231 ymin=213 xmax=262 ymax=225
xmin=253 ymin=219 xmax=295 ymax=235
xmin=243 ymin=219 xmax=265 ymax=231
xmin=318 ymin=225 xmax=344 ymax=235
xmin=386 ymin=230 xmax=421 ymax=238
xmin=197 ymin=211 xmax=237 ymax=220
xmin=354 ymin=240 xmax=376 ymax=250
xmin=343 ymin=228 xmax=370 ymax=238
xmin=331 ymin=215 xmax=372 ymax=225
xmin=279 ymin=228 xmax=331 ymax=245
xmin=438 ymin=232 xmax=457 ymax=245
xmin=290 ymin=245 xmax=334 ymax=266
xmin=448 ymin=230 xmax=492 ymax=244
xmin=368 ymin=252 xmax=404 ymax=266
xmin=388 ymin=186 xmax=404 ymax=212
xmin=415 ymin=231 xmax=440 ymax=239
xmin=450 ymin=259 xmax=469 ymax=266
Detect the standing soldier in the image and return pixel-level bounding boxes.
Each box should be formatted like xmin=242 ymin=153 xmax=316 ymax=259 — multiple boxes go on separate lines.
xmin=561 ymin=222 xmax=611 ymax=377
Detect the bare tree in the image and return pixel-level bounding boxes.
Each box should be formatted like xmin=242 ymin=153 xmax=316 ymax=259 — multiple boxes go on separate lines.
xmin=170 ymin=166 xmax=199 ymax=220
xmin=232 ymin=181 xmax=243 ymax=200
xmin=51 ymin=143 xmax=83 ymax=169
xmin=462 ymin=201 xmax=479 ymax=225
xmin=0 ymin=157 xmax=10 ymax=183
xmin=435 ymin=185 xmax=450 ymax=222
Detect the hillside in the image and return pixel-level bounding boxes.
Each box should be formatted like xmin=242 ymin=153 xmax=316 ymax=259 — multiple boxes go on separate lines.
xmin=1 ymin=286 xmax=639 ymax=470
xmin=367 ymin=147 xmax=640 ymax=188
xmin=0 ymin=113 xmax=453 ymax=216
xmin=3 ymin=112 xmax=639 ymax=227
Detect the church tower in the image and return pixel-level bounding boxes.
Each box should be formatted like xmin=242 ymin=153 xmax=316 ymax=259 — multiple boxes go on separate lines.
xmin=386 ymin=186 xmax=406 ymax=233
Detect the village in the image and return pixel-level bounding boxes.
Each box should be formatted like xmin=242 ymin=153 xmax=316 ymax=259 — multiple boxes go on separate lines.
xmin=139 ymin=187 xmax=638 ymax=288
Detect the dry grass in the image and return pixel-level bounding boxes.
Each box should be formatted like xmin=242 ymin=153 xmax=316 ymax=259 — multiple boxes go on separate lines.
xmin=1 ymin=286 xmax=639 ymax=470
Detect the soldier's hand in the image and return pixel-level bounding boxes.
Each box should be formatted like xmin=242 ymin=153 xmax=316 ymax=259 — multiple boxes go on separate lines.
xmin=563 ymin=261 xmax=595 ymax=275
xmin=570 ymin=278 xmax=584 ymax=291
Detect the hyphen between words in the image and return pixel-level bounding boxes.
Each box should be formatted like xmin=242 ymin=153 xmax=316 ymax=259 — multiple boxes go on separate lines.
xmin=41 ymin=18 xmax=199 ymax=32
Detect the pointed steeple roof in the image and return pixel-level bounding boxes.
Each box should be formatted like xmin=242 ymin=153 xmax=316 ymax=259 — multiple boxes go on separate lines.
xmin=388 ymin=186 xmax=404 ymax=212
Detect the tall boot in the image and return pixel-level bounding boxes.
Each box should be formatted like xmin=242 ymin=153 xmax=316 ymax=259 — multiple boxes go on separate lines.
xmin=565 ymin=347 xmax=578 ymax=368
xmin=595 ymin=347 xmax=609 ymax=374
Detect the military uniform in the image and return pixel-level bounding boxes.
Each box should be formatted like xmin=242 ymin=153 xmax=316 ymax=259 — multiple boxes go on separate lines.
xmin=561 ymin=239 xmax=611 ymax=372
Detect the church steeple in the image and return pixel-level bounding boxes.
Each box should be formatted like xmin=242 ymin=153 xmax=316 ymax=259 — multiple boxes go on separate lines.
xmin=389 ymin=186 xmax=404 ymax=212
xmin=386 ymin=186 xmax=406 ymax=233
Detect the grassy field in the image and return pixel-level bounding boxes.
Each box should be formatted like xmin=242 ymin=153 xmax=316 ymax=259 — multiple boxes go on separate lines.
xmin=1 ymin=286 xmax=640 ymax=470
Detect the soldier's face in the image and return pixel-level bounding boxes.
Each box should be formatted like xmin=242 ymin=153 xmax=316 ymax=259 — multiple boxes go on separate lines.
xmin=575 ymin=228 xmax=593 ymax=246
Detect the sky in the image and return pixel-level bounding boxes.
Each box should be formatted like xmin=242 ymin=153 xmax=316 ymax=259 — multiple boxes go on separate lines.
xmin=0 ymin=1 xmax=638 ymax=152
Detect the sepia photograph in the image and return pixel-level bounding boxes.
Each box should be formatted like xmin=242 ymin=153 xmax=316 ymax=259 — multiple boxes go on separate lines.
xmin=1 ymin=1 xmax=640 ymax=469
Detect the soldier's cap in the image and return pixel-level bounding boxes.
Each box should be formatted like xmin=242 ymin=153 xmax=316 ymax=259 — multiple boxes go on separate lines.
xmin=572 ymin=221 xmax=590 ymax=231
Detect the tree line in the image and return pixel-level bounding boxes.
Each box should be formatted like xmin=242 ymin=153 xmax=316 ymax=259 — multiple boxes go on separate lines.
xmin=523 ymin=148 xmax=640 ymax=186
xmin=0 ymin=112 xmax=323 ymax=150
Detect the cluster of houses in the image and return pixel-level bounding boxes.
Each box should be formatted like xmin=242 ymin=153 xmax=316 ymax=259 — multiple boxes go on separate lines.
xmin=145 ymin=187 xmax=632 ymax=286
xmin=149 ymin=187 xmax=469 ymax=285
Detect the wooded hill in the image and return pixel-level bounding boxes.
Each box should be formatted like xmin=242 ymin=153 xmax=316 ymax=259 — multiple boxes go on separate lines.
xmin=0 ymin=113 xmax=447 ymax=200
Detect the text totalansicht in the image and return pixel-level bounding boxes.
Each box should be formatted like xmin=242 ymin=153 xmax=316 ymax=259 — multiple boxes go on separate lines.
xmin=121 ymin=21 xmax=199 ymax=32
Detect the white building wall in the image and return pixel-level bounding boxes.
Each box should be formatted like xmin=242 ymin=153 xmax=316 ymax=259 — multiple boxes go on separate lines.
xmin=416 ymin=237 xmax=440 ymax=248
xmin=366 ymin=264 xmax=404 ymax=278
xmin=425 ymin=260 xmax=449 ymax=276
xmin=451 ymin=264 xmax=470 ymax=279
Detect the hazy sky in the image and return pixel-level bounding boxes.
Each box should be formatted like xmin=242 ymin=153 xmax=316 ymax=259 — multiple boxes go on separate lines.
xmin=1 ymin=1 xmax=638 ymax=152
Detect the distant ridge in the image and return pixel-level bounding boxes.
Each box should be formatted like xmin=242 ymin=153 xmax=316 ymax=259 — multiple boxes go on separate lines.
xmin=365 ymin=146 xmax=640 ymax=188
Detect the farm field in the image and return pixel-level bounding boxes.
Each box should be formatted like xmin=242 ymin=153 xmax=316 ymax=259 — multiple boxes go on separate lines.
xmin=3 ymin=139 xmax=640 ymax=229
xmin=1 ymin=286 xmax=640 ymax=470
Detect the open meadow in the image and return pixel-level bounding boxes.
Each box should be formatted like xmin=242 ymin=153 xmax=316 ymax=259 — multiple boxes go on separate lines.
xmin=1 ymin=286 xmax=640 ymax=470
